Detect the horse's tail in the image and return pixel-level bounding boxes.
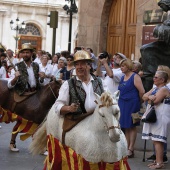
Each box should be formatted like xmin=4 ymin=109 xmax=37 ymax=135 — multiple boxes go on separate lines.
xmin=29 ymin=120 xmax=47 ymax=155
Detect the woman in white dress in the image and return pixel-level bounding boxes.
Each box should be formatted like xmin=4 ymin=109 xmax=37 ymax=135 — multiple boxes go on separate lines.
xmin=142 ymin=71 xmax=170 ymax=169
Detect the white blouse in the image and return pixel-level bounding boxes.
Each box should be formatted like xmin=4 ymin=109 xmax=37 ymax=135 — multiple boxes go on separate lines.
xmin=39 ymin=63 xmax=52 ymax=85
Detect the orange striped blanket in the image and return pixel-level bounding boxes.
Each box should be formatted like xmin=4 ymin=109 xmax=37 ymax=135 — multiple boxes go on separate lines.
xmin=0 ymin=106 xmax=38 ymax=141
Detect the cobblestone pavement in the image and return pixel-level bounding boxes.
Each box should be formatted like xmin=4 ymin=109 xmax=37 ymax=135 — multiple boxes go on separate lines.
xmin=0 ymin=122 xmax=170 ymax=170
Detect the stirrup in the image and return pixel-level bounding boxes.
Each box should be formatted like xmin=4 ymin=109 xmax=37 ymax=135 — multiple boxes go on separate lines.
xmin=149 ymin=162 xmax=164 ymax=169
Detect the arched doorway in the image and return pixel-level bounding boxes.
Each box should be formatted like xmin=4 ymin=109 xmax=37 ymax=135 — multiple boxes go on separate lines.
xmin=107 ymin=0 xmax=136 ymax=58
xmin=18 ymin=23 xmax=42 ymax=51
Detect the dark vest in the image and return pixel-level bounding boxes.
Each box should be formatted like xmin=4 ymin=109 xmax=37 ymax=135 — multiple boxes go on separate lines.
xmin=14 ymin=61 xmax=40 ymax=95
xmin=68 ymin=74 xmax=104 ymax=115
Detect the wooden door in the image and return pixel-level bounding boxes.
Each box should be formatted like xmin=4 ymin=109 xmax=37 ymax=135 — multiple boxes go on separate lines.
xmin=107 ymin=0 xmax=136 ymax=58
xmin=18 ymin=35 xmax=42 ymax=51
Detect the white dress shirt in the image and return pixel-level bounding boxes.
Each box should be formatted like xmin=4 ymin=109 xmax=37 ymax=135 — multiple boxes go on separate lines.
xmin=0 ymin=66 xmax=6 ymax=79
xmin=39 ymin=63 xmax=52 ymax=85
xmin=8 ymin=62 xmax=37 ymax=89
xmin=101 ymin=68 xmax=123 ymax=95
xmin=55 ymin=76 xmax=97 ymax=115
xmin=34 ymin=57 xmax=42 ymax=65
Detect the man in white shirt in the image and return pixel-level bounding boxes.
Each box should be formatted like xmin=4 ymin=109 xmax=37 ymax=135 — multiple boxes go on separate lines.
xmin=55 ymin=50 xmax=104 ymax=118
xmin=7 ymin=43 xmax=45 ymax=152
xmin=95 ymin=52 xmax=126 ymax=95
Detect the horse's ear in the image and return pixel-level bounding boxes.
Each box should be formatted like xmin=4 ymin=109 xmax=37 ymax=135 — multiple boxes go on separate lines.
xmin=113 ymin=90 xmax=120 ymax=101
xmin=94 ymin=92 xmax=101 ymax=103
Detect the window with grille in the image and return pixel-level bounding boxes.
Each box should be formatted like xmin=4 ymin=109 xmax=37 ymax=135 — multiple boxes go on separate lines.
xmin=19 ymin=23 xmax=41 ymax=36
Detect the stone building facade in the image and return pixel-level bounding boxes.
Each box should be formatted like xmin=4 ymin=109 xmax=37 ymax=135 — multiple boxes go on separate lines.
xmin=0 ymin=0 xmax=78 ymax=54
xmin=77 ymin=0 xmax=161 ymax=60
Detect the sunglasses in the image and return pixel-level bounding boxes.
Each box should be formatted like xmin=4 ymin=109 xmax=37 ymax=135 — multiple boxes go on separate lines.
xmin=153 ymin=76 xmax=161 ymax=79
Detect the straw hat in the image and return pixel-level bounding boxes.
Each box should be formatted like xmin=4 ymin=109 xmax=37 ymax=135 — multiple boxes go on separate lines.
xmin=73 ymin=50 xmax=93 ymax=62
xmin=20 ymin=43 xmax=34 ymax=52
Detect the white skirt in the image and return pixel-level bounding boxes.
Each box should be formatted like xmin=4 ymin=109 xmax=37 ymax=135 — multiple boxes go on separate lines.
xmin=142 ymin=99 xmax=170 ymax=143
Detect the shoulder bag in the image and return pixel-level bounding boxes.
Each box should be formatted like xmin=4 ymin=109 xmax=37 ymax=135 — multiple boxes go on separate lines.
xmin=141 ymin=103 xmax=157 ymax=123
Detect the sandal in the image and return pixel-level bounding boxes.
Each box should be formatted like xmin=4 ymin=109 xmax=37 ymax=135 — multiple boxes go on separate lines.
xmin=148 ymin=161 xmax=156 ymax=167
xmin=149 ymin=163 xmax=164 ymax=169
xmin=127 ymin=149 xmax=134 ymax=158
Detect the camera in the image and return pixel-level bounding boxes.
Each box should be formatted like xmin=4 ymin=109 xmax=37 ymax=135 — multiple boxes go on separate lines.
xmin=99 ymin=52 xmax=108 ymax=59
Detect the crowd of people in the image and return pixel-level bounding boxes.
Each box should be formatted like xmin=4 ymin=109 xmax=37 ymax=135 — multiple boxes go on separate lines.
xmin=0 ymin=43 xmax=170 ymax=169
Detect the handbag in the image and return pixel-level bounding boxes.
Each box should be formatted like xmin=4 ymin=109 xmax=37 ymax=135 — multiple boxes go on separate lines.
xmin=141 ymin=103 xmax=157 ymax=123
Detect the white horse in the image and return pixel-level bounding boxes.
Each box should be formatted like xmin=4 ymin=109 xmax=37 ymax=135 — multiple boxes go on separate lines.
xmin=30 ymin=91 xmax=127 ymax=163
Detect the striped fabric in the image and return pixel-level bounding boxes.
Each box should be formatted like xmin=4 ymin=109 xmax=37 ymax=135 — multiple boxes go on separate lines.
xmin=44 ymin=134 xmax=131 ymax=170
xmin=0 ymin=106 xmax=38 ymax=141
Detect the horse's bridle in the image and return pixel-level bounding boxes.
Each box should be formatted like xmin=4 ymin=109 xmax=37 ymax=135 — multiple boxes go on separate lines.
xmin=97 ymin=101 xmax=121 ymax=132
xmin=48 ymin=83 xmax=57 ymax=99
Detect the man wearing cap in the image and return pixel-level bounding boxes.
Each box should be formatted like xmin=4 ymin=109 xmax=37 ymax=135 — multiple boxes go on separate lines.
xmin=55 ymin=50 xmax=104 ymax=119
xmin=7 ymin=43 xmax=45 ymax=152
xmin=95 ymin=52 xmax=125 ymax=95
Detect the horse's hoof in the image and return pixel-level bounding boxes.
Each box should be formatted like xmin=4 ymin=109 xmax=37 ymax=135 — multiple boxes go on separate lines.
xmin=10 ymin=144 xmax=19 ymax=152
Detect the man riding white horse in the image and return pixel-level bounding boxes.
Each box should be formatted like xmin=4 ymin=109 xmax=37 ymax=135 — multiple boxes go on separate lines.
xmin=55 ymin=50 xmax=104 ymax=141
xmin=30 ymin=50 xmax=130 ymax=170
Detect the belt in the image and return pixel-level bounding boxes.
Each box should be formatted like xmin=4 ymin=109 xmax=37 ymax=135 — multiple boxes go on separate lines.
xmin=25 ymin=87 xmax=36 ymax=92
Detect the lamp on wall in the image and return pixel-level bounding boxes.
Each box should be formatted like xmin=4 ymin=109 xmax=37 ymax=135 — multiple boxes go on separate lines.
xmin=10 ymin=17 xmax=26 ymax=49
xmin=63 ymin=0 xmax=78 ymax=52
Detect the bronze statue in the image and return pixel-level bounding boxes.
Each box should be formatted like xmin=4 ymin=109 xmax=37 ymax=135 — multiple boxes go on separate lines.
xmin=158 ymin=0 xmax=170 ymax=12
xmin=140 ymin=0 xmax=170 ymax=92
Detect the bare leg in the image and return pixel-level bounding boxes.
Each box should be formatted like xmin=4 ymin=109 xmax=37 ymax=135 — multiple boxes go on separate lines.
xmin=148 ymin=141 xmax=164 ymax=169
xmin=154 ymin=141 xmax=164 ymax=163
xmin=125 ymin=127 xmax=137 ymax=157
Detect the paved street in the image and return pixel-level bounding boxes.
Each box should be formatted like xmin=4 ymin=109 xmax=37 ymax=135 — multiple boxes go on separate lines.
xmin=0 ymin=122 xmax=44 ymax=170
xmin=0 ymin=122 xmax=170 ymax=170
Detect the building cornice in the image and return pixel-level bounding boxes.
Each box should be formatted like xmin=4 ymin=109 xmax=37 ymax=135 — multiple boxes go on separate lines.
xmin=0 ymin=0 xmax=62 ymax=8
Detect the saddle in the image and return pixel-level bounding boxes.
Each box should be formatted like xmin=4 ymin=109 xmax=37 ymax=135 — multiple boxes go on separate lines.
xmin=11 ymin=91 xmax=37 ymax=112
xmin=62 ymin=112 xmax=93 ymax=145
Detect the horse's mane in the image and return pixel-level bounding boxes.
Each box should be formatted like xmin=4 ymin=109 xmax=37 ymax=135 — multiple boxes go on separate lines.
xmin=100 ymin=92 xmax=113 ymax=107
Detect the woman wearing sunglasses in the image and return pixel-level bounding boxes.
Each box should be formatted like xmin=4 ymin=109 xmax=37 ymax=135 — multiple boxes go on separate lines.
xmin=142 ymin=70 xmax=170 ymax=169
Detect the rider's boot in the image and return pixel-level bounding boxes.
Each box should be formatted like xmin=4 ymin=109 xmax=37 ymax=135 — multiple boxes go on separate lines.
xmin=10 ymin=140 xmax=19 ymax=152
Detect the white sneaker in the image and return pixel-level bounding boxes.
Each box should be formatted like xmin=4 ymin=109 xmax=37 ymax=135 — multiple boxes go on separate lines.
xmin=43 ymin=151 xmax=48 ymax=156
xmin=10 ymin=144 xmax=19 ymax=152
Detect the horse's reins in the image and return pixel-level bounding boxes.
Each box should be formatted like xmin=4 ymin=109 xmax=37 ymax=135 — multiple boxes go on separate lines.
xmin=95 ymin=100 xmax=121 ymax=132
xmin=48 ymin=83 xmax=57 ymax=99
